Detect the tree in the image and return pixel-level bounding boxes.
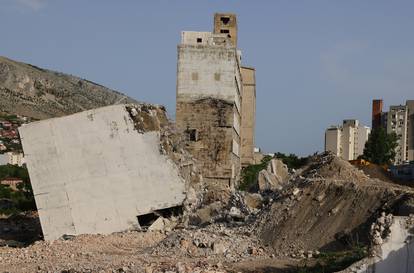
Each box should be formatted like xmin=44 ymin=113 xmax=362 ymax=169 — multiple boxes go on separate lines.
xmin=274 ymin=152 xmax=308 ymax=169
xmin=362 ymin=127 xmax=398 ymax=165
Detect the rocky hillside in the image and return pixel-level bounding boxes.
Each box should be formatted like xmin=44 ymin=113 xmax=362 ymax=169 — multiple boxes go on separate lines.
xmin=0 ymin=56 xmax=139 ymax=119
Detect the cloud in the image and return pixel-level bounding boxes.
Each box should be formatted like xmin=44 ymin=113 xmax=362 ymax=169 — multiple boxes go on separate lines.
xmin=6 ymin=0 xmax=48 ymax=11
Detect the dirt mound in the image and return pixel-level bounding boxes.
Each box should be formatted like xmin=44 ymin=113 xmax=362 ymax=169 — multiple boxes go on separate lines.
xmin=257 ymin=153 xmax=414 ymax=257
xmin=301 ymin=152 xmax=369 ymax=182
xmin=357 ymin=164 xmax=394 ymax=183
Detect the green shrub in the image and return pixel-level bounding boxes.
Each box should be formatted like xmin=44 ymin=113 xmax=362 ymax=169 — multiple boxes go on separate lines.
xmin=274 ymin=152 xmax=308 ymax=169
xmin=0 ymin=165 xmax=36 ymax=215
xmin=239 ymin=155 xmax=272 ymax=191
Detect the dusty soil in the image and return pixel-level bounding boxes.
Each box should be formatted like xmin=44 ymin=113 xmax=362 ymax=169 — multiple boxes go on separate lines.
xmin=0 ymin=224 xmax=303 ymax=273
xmin=257 ymin=153 xmax=414 ymax=256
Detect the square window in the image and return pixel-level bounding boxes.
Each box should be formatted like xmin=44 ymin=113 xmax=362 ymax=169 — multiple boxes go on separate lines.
xmin=197 ymin=38 xmax=202 ymax=43
xmin=220 ymin=17 xmax=230 ymax=25
xmin=187 ymin=129 xmax=198 ymax=142
xmin=214 ymin=73 xmax=221 ymax=81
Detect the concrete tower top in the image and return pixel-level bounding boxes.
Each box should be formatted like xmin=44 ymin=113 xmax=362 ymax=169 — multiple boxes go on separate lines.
xmin=214 ymin=13 xmax=238 ymax=47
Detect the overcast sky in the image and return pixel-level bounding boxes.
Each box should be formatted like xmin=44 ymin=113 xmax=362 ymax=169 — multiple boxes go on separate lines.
xmin=1 ymin=0 xmax=413 ymax=156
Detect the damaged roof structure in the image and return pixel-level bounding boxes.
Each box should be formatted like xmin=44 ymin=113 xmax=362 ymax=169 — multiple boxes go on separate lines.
xmin=19 ymin=104 xmax=189 ymax=240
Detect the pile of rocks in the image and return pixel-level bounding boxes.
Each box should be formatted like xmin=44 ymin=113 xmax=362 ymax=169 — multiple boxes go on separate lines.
xmin=151 ymin=222 xmax=271 ymax=262
xmin=370 ymin=212 xmax=393 ymax=245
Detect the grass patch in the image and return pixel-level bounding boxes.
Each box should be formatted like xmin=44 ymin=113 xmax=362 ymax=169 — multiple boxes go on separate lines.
xmin=296 ymin=245 xmax=367 ymax=273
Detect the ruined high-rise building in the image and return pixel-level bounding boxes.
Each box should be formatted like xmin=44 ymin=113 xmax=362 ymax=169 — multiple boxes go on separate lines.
xmin=176 ymin=14 xmax=256 ymax=193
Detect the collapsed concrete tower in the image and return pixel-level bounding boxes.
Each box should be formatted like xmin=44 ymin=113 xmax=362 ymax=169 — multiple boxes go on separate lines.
xmin=176 ymin=13 xmax=256 ymax=197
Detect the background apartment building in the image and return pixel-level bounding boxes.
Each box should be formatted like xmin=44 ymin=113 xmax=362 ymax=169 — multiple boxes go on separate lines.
xmin=371 ymin=99 xmax=414 ymax=165
xmin=176 ymin=14 xmax=256 ymax=191
xmin=325 ymin=120 xmax=371 ymax=161
xmin=387 ymin=105 xmax=408 ymax=165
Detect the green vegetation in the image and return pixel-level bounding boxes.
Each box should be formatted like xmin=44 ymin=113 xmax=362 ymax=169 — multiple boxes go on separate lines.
xmin=0 ymin=164 xmax=36 ymax=215
xmin=274 ymin=152 xmax=308 ymax=169
xmin=239 ymin=155 xmax=272 ymax=191
xmin=0 ymin=113 xmax=19 ymax=121
xmin=362 ymin=127 xmax=398 ymax=165
xmin=297 ymin=245 xmax=367 ymax=273
xmin=0 ymin=137 xmax=23 ymax=152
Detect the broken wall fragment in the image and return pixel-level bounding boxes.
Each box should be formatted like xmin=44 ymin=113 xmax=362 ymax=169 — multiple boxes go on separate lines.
xmin=19 ymin=104 xmax=186 ymax=240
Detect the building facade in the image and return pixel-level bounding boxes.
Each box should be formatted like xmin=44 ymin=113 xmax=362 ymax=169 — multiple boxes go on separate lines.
xmin=240 ymin=66 xmax=256 ymax=167
xmin=325 ymin=120 xmax=371 ymax=161
xmin=407 ymin=100 xmax=414 ymax=162
xmin=176 ymin=14 xmax=255 ymax=192
xmin=372 ymin=99 xmax=384 ymax=130
xmin=387 ymin=105 xmax=408 ymax=165
xmin=372 ymin=100 xmax=414 ymax=165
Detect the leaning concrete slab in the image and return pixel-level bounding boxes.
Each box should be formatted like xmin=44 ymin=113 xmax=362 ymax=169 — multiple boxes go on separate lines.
xmin=19 ymin=104 xmax=186 ymax=241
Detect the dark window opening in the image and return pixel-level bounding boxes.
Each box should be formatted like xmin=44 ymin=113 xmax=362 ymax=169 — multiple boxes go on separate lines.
xmin=187 ymin=129 xmax=198 ymax=141
xmin=197 ymin=38 xmax=202 ymax=43
xmin=220 ymin=29 xmax=230 ymax=34
xmin=220 ymin=17 xmax=230 ymax=25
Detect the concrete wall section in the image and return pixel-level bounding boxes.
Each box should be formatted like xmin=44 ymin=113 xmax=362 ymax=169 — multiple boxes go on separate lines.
xmin=240 ymin=67 xmax=256 ymax=166
xmin=407 ymin=100 xmax=414 ymax=161
xmin=325 ymin=127 xmax=341 ymax=157
xmin=177 ymin=45 xmax=239 ymax=107
xmin=339 ymin=216 xmax=414 ymax=273
xmin=19 ymin=105 xmax=186 ymax=240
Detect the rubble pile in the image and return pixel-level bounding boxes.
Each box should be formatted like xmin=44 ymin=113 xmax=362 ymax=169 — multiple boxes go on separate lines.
xmin=0 ymin=225 xmax=272 ymax=273
xmin=299 ymin=152 xmax=369 ymax=182
xmin=369 ymin=212 xmax=393 ymax=245
xmin=151 ymin=223 xmax=270 ymax=262
xmin=256 ymin=152 xmax=414 ymax=257
xmin=2 ymin=148 xmax=413 ymax=272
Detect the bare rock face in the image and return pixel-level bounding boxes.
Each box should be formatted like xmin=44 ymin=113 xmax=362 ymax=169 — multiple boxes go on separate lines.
xmin=0 ymin=56 xmax=138 ymax=119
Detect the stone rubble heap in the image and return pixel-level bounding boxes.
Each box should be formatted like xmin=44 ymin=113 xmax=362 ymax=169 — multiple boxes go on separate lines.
xmin=370 ymin=212 xmax=393 ymax=246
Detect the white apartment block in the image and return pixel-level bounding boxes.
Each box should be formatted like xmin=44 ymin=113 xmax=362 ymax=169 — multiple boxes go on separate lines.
xmin=387 ymin=105 xmax=408 ymax=165
xmin=325 ymin=120 xmax=371 ymax=161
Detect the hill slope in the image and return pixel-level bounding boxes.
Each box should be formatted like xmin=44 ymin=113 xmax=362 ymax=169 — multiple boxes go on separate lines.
xmin=0 ymin=56 xmax=139 ymax=119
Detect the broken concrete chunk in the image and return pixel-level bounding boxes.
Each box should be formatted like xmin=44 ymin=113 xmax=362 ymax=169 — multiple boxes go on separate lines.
xmin=243 ymin=193 xmax=263 ymax=210
xmin=212 ymin=241 xmax=228 ymax=254
xmin=258 ymin=169 xmax=282 ymax=192
xmin=268 ymin=159 xmax=289 ymax=183
xmin=229 ymin=207 xmax=242 ymax=219
xmin=19 ymin=104 xmax=186 ymax=240
xmin=148 ymin=217 xmax=177 ymax=232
